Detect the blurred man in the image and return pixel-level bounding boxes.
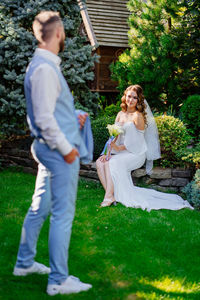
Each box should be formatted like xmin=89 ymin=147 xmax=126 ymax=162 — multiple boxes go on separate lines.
xmin=13 ymin=11 xmax=92 ymax=296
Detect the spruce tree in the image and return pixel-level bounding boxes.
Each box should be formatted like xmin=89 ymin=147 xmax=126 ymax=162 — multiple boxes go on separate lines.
xmin=0 ymin=0 xmax=98 ymax=136
xmin=111 ymin=0 xmax=199 ymax=110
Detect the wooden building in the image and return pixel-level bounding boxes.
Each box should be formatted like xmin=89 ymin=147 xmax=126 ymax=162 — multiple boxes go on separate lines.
xmin=78 ymin=0 xmax=130 ymax=93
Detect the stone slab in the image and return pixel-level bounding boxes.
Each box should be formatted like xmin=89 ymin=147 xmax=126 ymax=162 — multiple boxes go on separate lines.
xmin=132 ymin=168 xmax=146 ymax=178
xmin=172 ymin=169 xmax=192 ymax=178
xmin=9 ymin=156 xmax=37 ymax=168
xmin=80 ymin=162 xmax=97 ymax=170
xmin=23 ymin=167 xmax=37 ymax=175
xmin=172 ymin=178 xmax=189 ymax=187
xmin=159 ymin=178 xmax=189 ymax=187
xmin=79 ymin=169 xmax=99 ymax=180
xmin=90 ymin=162 xmax=97 ymax=170
xmin=159 ymin=179 xmax=173 ymax=186
xmin=150 ymin=167 xmax=171 ymax=179
xmin=150 ymin=184 xmax=178 ymax=193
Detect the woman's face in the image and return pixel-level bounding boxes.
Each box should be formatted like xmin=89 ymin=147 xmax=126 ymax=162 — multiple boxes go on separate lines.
xmin=125 ymin=90 xmax=138 ymax=109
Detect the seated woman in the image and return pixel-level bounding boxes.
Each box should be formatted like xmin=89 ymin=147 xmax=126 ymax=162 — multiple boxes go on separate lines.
xmin=96 ymin=85 xmax=193 ymax=211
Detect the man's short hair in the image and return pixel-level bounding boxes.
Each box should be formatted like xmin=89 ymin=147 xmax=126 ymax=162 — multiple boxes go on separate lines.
xmin=33 ymin=11 xmax=62 ymax=43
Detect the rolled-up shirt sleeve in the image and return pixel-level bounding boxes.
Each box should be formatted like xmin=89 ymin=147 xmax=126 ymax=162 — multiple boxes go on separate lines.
xmin=30 ymin=63 xmax=73 ymax=156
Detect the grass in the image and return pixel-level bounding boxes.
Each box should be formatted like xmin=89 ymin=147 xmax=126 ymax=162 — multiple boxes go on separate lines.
xmin=0 ymin=168 xmax=200 ymax=300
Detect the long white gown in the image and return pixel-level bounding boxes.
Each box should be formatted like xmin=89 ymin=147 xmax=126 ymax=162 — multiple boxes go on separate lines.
xmin=109 ymin=122 xmax=193 ymax=212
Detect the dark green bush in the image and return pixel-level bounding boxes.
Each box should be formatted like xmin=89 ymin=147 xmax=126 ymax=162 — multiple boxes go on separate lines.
xmin=181 ymin=95 xmax=200 ymax=139
xmin=91 ymin=116 xmax=115 ymax=160
xmin=155 ymin=115 xmax=191 ymax=167
xmin=183 ymin=169 xmax=200 ymax=209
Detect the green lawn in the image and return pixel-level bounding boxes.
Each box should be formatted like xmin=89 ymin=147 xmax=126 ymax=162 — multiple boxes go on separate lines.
xmin=0 ymin=169 xmax=200 ymax=300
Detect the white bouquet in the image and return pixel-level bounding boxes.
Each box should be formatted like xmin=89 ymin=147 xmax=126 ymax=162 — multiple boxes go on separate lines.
xmin=101 ymin=124 xmax=124 ymax=160
xmin=106 ymin=124 xmax=124 ymax=137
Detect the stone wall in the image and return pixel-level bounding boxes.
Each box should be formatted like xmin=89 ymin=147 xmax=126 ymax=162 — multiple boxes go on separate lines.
xmin=0 ymin=139 xmax=193 ymax=192
xmin=0 ymin=139 xmax=37 ymax=175
xmin=79 ymin=163 xmax=193 ymax=192
xmin=132 ymin=167 xmax=193 ymax=192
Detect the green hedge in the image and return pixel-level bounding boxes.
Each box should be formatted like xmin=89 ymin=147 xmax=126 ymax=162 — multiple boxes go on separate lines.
xmin=91 ymin=116 xmax=115 ymax=160
xmin=181 ymin=94 xmax=200 ymax=140
xmin=155 ymin=115 xmax=191 ymax=167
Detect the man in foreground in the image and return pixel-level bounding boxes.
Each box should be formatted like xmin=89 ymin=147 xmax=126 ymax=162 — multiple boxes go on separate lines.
xmin=13 ymin=11 xmax=92 ymax=296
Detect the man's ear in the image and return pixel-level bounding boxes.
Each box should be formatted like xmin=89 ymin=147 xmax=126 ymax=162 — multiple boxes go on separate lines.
xmin=55 ymin=26 xmax=61 ymax=39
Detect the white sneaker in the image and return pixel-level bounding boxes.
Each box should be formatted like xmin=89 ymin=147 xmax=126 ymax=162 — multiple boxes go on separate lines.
xmin=13 ymin=262 xmax=50 ymax=276
xmin=47 ymin=275 xmax=92 ymax=296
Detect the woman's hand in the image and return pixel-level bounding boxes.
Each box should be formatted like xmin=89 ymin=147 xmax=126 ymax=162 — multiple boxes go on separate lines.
xmin=110 ymin=141 xmax=120 ymax=151
xmin=110 ymin=142 xmax=126 ymax=152
xmin=99 ymin=155 xmax=107 ymax=162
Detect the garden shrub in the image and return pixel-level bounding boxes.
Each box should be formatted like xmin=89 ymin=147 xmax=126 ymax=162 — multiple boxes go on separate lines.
xmin=181 ymin=94 xmax=200 ymax=139
xmin=175 ymin=141 xmax=200 ymax=169
xmin=91 ymin=116 xmax=115 ymax=160
xmin=155 ymin=115 xmax=191 ymax=167
xmin=104 ymin=101 xmax=121 ymax=117
xmin=183 ymin=169 xmax=200 ymax=209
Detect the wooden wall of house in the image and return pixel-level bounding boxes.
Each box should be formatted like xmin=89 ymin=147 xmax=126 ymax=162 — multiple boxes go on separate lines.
xmin=89 ymin=46 xmax=126 ymax=93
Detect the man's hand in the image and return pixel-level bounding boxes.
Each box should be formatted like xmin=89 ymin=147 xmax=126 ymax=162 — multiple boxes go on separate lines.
xmin=78 ymin=113 xmax=88 ymax=129
xmin=64 ymin=148 xmax=79 ymax=164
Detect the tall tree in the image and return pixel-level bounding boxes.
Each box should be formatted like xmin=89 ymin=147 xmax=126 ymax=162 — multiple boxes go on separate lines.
xmin=0 ymin=0 xmax=98 ymax=136
xmin=111 ymin=0 xmax=199 ymax=110
xmin=175 ymin=0 xmax=200 ymax=97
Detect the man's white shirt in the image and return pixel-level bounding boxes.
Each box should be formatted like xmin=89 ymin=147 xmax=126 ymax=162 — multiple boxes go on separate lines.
xmin=30 ymin=48 xmax=73 ymax=156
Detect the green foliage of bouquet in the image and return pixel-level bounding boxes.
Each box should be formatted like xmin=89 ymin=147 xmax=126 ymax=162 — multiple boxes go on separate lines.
xmin=181 ymin=95 xmax=200 ymax=139
xmin=183 ymin=169 xmax=200 ymax=210
xmin=155 ymin=115 xmax=191 ymax=167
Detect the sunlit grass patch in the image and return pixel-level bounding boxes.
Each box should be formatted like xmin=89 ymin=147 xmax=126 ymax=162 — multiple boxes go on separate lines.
xmin=140 ymin=276 xmax=200 ymax=292
xmin=136 ymin=276 xmax=200 ymax=299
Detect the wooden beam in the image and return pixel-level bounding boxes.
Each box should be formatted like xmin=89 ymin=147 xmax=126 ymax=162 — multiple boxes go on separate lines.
xmin=77 ymin=0 xmax=98 ymax=49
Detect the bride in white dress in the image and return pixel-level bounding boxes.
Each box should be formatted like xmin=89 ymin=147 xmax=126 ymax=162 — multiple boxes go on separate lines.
xmin=96 ymin=85 xmax=193 ymax=211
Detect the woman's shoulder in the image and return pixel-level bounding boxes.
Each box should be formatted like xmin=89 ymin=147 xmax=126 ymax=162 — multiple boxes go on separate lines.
xmin=135 ymin=110 xmax=143 ymax=117
xmin=132 ymin=111 xmax=145 ymax=130
xmin=116 ymin=110 xmax=123 ymax=116
xmin=115 ymin=110 xmax=123 ymax=121
xmin=133 ymin=111 xmax=144 ymax=121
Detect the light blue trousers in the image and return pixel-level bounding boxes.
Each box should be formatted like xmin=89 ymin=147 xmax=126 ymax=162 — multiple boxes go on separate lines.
xmin=15 ymin=139 xmax=80 ymax=284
